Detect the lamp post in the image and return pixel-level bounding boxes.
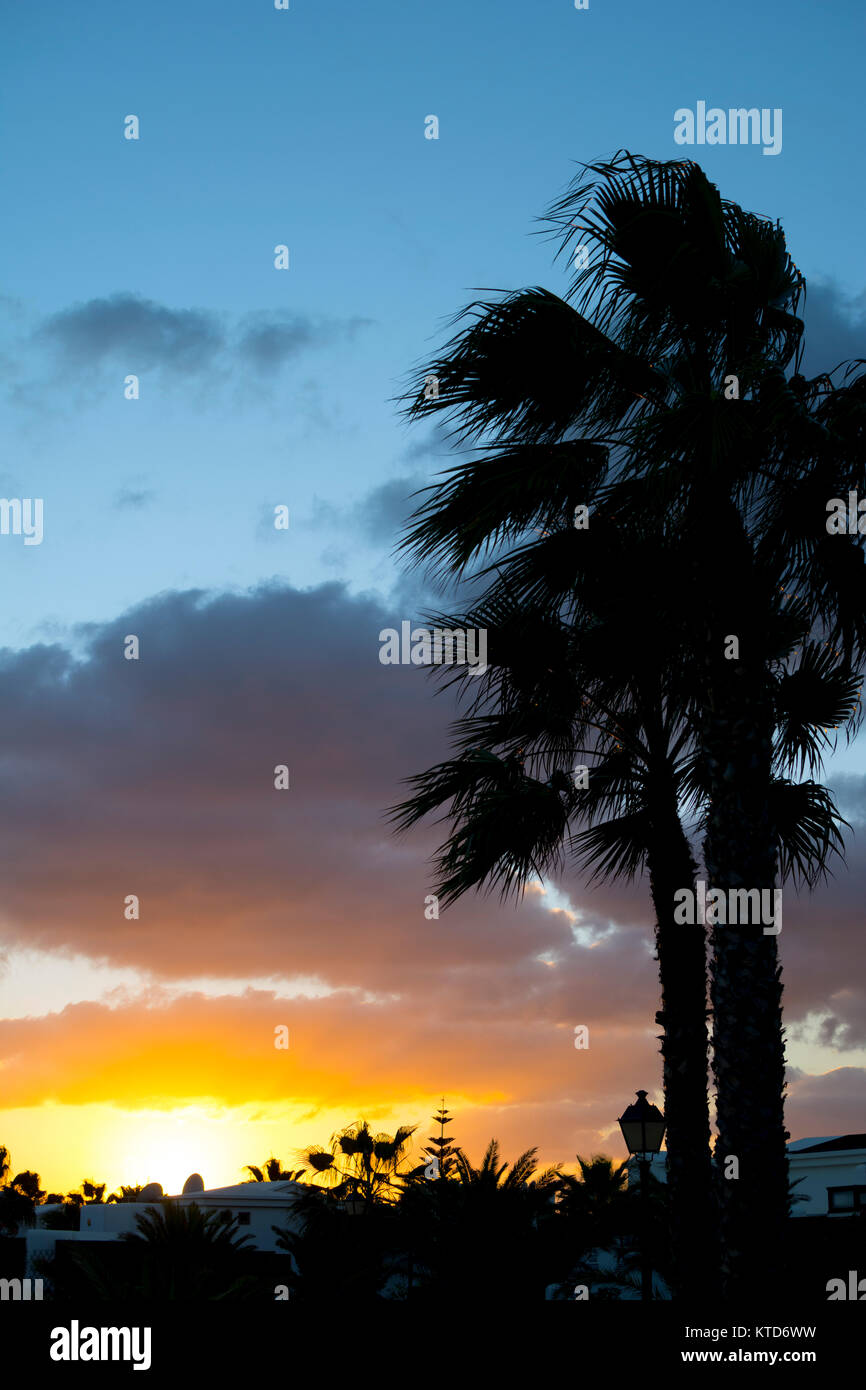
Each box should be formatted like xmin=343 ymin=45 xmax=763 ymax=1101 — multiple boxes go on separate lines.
xmin=618 ymin=1089 xmax=666 ymax=1301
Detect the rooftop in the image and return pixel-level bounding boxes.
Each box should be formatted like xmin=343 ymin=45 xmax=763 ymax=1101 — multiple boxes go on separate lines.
xmin=788 ymin=1134 xmax=866 ymax=1155
xmin=172 ymin=1181 xmax=306 ymax=1202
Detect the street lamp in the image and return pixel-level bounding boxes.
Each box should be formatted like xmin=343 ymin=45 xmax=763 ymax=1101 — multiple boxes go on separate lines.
xmin=618 ymin=1089 xmax=666 ymax=1301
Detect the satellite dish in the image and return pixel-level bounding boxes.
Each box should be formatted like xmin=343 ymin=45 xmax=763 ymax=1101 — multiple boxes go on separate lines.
xmin=182 ymin=1173 xmax=204 ymax=1194
xmin=139 ymin=1182 xmax=163 ymax=1202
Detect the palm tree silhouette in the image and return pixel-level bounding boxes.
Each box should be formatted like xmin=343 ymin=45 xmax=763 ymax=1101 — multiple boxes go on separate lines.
xmin=243 ymin=1157 xmax=306 ymax=1183
xmin=391 ymin=533 xmax=715 ymax=1293
xmin=79 ymin=1179 xmax=106 ymax=1204
xmin=399 ymin=1138 xmax=565 ymax=1302
xmin=111 ymin=1201 xmax=256 ymax=1300
xmin=393 ymin=542 xmax=850 ymax=1297
xmin=301 ymin=1119 xmax=418 ymax=1209
xmin=395 ymin=151 xmax=864 ymax=1298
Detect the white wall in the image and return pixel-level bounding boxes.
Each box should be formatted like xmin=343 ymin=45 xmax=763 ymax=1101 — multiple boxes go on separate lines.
xmin=788 ymin=1148 xmax=866 ymax=1217
xmin=43 ymin=1194 xmax=304 ymax=1252
xmin=625 ymin=1145 xmax=866 ymax=1218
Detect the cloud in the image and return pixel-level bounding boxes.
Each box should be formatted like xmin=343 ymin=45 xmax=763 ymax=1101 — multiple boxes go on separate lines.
xmin=114 ymin=486 xmax=156 ymax=511
xmin=0 ymin=579 xmax=861 ymax=1151
xmin=0 ymin=579 xmax=665 ymax=1148
xmin=398 ymin=422 xmax=460 ymax=467
xmin=23 ymin=295 xmax=371 ymax=391
xmin=38 ymin=295 xmax=225 ymax=374
xmin=236 ymin=311 xmax=372 ymax=374
xmin=800 ymin=280 xmax=866 ymax=378
xmin=786 ymin=1066 xmax=866 ymax=1139
xmin=354 ymin=474 xmax=429 ymax=543
xmin=303 ymin=473 xmax=432 ymax=555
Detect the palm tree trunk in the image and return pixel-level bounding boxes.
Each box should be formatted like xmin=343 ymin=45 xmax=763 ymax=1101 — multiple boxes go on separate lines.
xmin=648 ymin=807 xmax=715 ymax=1300
xmin=703 ymin=662 xmax=788 ymax=1302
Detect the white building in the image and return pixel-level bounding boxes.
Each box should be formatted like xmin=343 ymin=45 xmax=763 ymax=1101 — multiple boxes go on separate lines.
xmin=627 ymin=1132 xmax=866 ymax=1217
xmin=786 ymin=1134 xmax=866 ymax=1216
xmin=24 ymin=1178 xmax=309 ymax=1277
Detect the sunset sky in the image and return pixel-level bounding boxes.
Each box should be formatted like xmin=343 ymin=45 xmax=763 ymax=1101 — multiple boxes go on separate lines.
xmin=1 ymin=0 xmax=864 ymax=1199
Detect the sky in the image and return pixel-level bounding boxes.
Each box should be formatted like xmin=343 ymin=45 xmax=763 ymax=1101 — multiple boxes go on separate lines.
xmin=0 ymin=0 xmax=865 ymax=1198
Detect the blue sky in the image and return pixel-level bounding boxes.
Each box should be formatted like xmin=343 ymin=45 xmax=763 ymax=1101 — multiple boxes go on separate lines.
xmin=2 ymin=0 xmax=865 ymax=649
xmin=1 ymin=2 xmax=866 ymax=1191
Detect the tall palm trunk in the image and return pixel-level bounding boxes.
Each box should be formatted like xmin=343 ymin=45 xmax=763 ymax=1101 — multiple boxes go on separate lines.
xmin=648 ymin=801 xmax=715 ymax=1299
xmin=703 ymin=657 xmax=788 ymax=1302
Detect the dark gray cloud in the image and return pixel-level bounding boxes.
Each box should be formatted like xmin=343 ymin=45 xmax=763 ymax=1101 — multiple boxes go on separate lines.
xmin=0 ymin=578 xmax=860 ymax=1144
xmin=0 ymin=580 xmax=652 ymax=996
xmin=302 ymin=425 xmax=464 ymax=552
xmin=32 ymin=294 xmax=370 ymax=382
xmin=355 ymin=474 xmax=429 ymax=543
xmin=38 ymin=295 xmax=225 ymax=374
xmin=236 ymin=311 xmax=372 ymax=373
xmin=397 ymin=421 xmax=467 ymax=469
xmin=306 ymin=474 xmax=428 ymax=548
xmin=800 ymin=280 xmax=866 ymax=378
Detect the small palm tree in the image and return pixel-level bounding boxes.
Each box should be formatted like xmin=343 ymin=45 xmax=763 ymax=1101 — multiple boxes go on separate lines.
xmin=273 ymin=1187 xmax=391 ymax=1301
xmin=108 ymin=1185 xmax=146 ymax=1203
xmin=122 ymin=1201 xmax=252 ymax=1250
xmin=8 ymin=1171 xmax=45 ymax=1203
xmin=244 ymin=1157 xmax=306 ymax=1183
xmin=400 ymin=1139 xmax=566 ymax=1302
xmin=453 ymin=1139 xmax=561 ymax=1193
xmin=109 ymin=1201 xmax=256 ymax=1300
xmin=0 ymin=1170 xmax=45 ymax=1233
xmin=301 ymin=1120 xmax=418 ymax=1209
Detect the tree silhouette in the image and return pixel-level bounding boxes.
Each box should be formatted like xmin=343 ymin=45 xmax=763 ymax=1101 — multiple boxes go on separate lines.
xmin=394 ymin=150 xmax=865 ymax=1298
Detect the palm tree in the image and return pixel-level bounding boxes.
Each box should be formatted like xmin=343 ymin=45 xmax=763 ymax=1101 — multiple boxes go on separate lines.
xmin=559 ymin=1154 xmax=629 ymax=1221
xmin=453 ymin=1139 xmax=562 ymax=1193
xmin=556 ymin=1155 xmax=671 ymax=1299
xmin=393 ymin=570 xmax=853 ymax=1297
xmin=0 ymin=1146 xmax=10 ymax=1186
xmin=542 ymin=154 xmax=865 ymax=1297
xmin=0 ymin=1169 xmax=45 ymax=1232
xmin=395 ymin=151 xmax=865 ymax=1298
xmin=273 ymin=1186 xmax=392 ymax=1301
xmin=113 ymin=1201 xmax=255 ymax=1300
xmin=7 ymin=1170 xmax=44 ymax=1203
xmin=244 ymin=1157 xmax=306 ymax=1183
xmin=400 ymin=1139 xmax=566 ymax=1302
xmin=301 ymin=1120 xmax=418 ymax=1209
xmin=392 ymin=532 xmax=716 ymax=1295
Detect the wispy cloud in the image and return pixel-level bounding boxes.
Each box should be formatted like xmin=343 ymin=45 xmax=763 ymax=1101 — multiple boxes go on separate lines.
xmin=38 ymin=295 xmax=225 ymax=374
xmin=9 ymin=294 xmax=373 ymax=402
xmin=113 ymin=486 xmax=157 ymax=511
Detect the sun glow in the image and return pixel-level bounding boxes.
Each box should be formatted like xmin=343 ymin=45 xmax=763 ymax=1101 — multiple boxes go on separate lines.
xmin=97 ymin=1107 xmax=248 ymax=1196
